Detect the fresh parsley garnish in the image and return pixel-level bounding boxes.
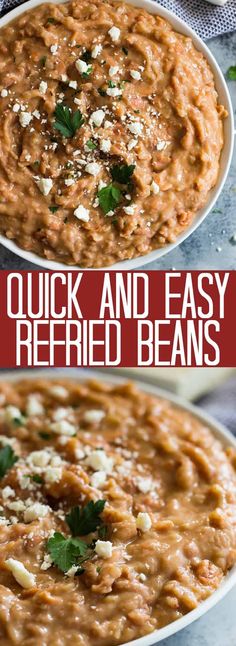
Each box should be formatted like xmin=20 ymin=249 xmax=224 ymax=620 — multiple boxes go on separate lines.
xmin=98 ymin=87 xmax=106 ymax=97
xmin=98 ymin=184 xmax=121 ymax=214
xmin=0 ymin=446 xmax=18 ymax=479
xmin=111 ymin=163 xmax=135 ymax=184
xmin=49 ymin=205 xmax=59 ymax=213
xmin=227 ymin=66 xmax=236 ymax=80
xmin=122 ymin=46 xmax=129 ymax=55
xmin=86 ymin=139 xmax=97 ymax=150
xmin=32 ymin=474 xmax=44 ymax=484
xmin=66 ymin=500 xmax=106 ymax=536
xmin=81 ymin=49 xmax=92 ymax=63
xmin=98 ymin=525 xmax=108 ymax=539
xmin=47 ymin=532 xmax=90 ymax=573
xmin=82 ymin=65 xmax=93 ymax=78
xmin=39 ymin=432 xmax=52 ymax=440
xmin=13 ymin=416 xmax=25 ymax=427
xmin=53 ymin=103 xmax=84 ymax=138
xmin=40 ymin=56 xmax=47 ymax=67
xmin=108 ymin=80 xmax=116 ymax=88
xmin=46 ymin=17 xmax=56 ymax=25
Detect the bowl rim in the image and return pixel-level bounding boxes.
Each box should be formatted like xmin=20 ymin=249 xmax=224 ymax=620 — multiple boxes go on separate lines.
xmin=0 ymin=0 xmax=234 ymax=270
xmin=1 ymin=366 xmax=236 ymax=645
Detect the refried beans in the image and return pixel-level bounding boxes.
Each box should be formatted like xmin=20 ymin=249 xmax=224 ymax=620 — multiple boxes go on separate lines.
xmin=0 ymin=0 xmax=227 ymax=267
xmin=0 ymin=377 xmax=235 ymax=646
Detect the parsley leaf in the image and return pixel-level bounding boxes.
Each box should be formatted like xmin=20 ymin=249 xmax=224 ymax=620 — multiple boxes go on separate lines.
xmin=66 ymin=500 xmax=106 ymax=536
xmin=32 ymin=474 xmax=44 ymax=484
xmin=86 ymin=139 xmax=97 ymax=150
xmin=122 ymin=46 xmax=129 ymax=56
xmin=82 ymin=65 xmax=93 ymax=78
xmin=227 ymin=66 xmax=236 ymax=80
xmin=49 ymin=205 xmax=59 ymax=213
xmin=40 ymin=56 xmax=47 ymax=67
xmin=53 ymin=103 xmax=84 ymax=138
xmin=39 ymin=432 xmax=51 ymax=440
xmin=98 ymin=184 xmax=121 ymax=214
xmin=111 ymin=163 xmax=135 ymax=184
xmin=81 ymin=50 xmax=92 ymax=63
xmin=98 ymin=87 xmax=106 ymax=97
xmin=47 ymin=532 xmax=90 ymax=573
xmin=0 ymin=446 xmax=18 ymax=479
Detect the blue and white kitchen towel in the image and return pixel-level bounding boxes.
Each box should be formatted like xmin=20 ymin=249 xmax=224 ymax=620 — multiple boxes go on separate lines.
xmin=0 ymin=0 xmax=236 ymax=40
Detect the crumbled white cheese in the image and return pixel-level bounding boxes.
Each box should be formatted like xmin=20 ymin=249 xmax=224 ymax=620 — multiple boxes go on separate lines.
xmin=32 ymin=110 xmax=41 ymax=120
xmin=139 ymin=572 xmax=147 ymax=581
xmin=24 ymin=503 xmax=49 ymax=523
xmin=127 ymin=122 xmax=143 ymax=136
xmin=109 ymin=65 xmax=119 ymax=77
xmin=106 ymin=87 xmax=122 ymax=97
xmin=27 ymin=450 xmax=51 ymax=468
xmin=156 ymin=140 xmax=167 ymax=151
xmin=130 ymin=70 xmax=141 ymax=81
xmin=39 ymin=81 xmax=48 ymax=94
xmin=49 ymin=385 xmax=68 ymax=400
xmin=50 ymin=420 xmax=76 ymax=436
xmin=65 ymin=178 xmax=75 ymax=186
xmin=52 ymin=407 xmax=70 ymax=422
xmin=91 ymin=44 xmax=103 ymax=59
xmin=0 ymin=435 xmax=15 ymax=447
xmin=84 ymin=410 xmax=105 ymax=423
xmin=136 ymin=477 xmax=153 ymax=494
xmin=66 ymin=564 xmax=79 ymax=577
xmin=75 ymin=59 xmax=89 ymax=74
xmin=44 ymin=466 xmax=62 ymax=483
xmin=127 ymin=139 xmax=138 ymax=151
xmin=86 ymin=449 xmax=113 ymax=473
xmin=123 ymin=205 xmax=135 ymax=215
xmin=69 ymin=80 xmax=78 ymax=89
xmin=1 ymin=486 xmax=15 ymax=500
xmin=85 ymin=162 xmax=100 ymax=177
xmin=90 ymin=470 xmax=107 ymax=489
xmin=150 ymin=180 xmax=160 ymax=195
xmin=100 ymin=139 xmax=111 ymax=153
xmin=7 ymin=500 xmax=26 ymax=512
xmin=12 ymin=103 xmax=20 ymax=112
xmin=95 ymin=540 xmax=113 ymax=558
xmin=1 ymin=89 xmax=8 ymax=98
xmin=104 ymin=120 xmax=113 ymax=129
xmin=5 ymin=558 xmax=36 ymax=589
xmin=25 ymin=153 xmax=31 ymax=162
xmin=26 ymin=395 xmax=44 ymax=417
xmin=4 ymin=405 xmax=22 ymax=423
xmin=41 ymin=553 xmax=53 ymax=570
xmin=90 ymin=109 xmax=105 ymax=127
xmin=136 ymin=512 xmax=152 ymax=532
xmin=37 ymin=177 xmax=53 ymax=196
xmin=61 ymin=74 xmax=68 ymax=82
xmin=74 ymin=205 xmax=90 ymax=222
xmin=19 ymin=112 xmax=32 ymax=128
xmin=116 ymin=460 xmax=132 ymax=476
xmin=108 ymin=26 xmax=121 ymax=42
xmin=50 ymin=44 xmax=58 ymax=55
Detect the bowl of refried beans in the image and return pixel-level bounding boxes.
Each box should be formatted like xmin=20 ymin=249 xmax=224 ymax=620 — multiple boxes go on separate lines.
xmin=0 ymin=369 xmax=235 ymax=646
xmin=0 ymin=0 xmax=234 ymax=269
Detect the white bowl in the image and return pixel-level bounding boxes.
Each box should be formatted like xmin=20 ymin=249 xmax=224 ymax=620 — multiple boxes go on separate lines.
xmin=1 ymin=367 xmax=236 ymax=644
xmin=0 ymin=0 xmax=234 ymax=270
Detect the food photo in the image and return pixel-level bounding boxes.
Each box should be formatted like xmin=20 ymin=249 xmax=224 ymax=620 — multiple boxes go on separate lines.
xmin=0 ymin=368 xmax=235 ymax=646
xmin=0 ymin=0 xmax=235 ymax=270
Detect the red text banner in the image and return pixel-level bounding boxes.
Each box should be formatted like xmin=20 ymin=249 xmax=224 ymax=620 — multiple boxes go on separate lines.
xmin=0 ymin=270 xmax=235 ymax=368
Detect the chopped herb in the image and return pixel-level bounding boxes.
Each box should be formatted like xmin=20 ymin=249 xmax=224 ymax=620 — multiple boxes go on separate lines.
xmin=39 ymin=432 xmax=52 ymax=440
xmin=32 ymin=474 xmax=44 ymax=484
xmin=33 ymin=160 xmax=40 ymax=167
xmin=122 ymin=46 xmax=129 ymax=56
xmin=111 ymin=163 xmax=135 ymax=184
xmin=46 ymin=17 xmax=56 ymax=24
xmin=98 ymin=87 xmax=106 ymax=97
xmin=47 ymin=532 xmax=91 ymax=573
xmin=212 ymin=208 xmax=222 ymax=214
xmin=49 ymin=205 xmax=59 ymax=213
xmin=82 ymin=65 xmax=93 ymax=78
xmin=108 ymin=80 xmax=116 ymax=88
xmin=134 ymin=109 xmax=140 ymax=114
xmin=98 ymin=525 xmax=108 ymax=539
xmin=86 ymin=139 xmax=97 ymax=150
xmin=66 ymin=500 xmax=106 ymax=537
xmin=96 ymin=566 xmax=102 ymax=573
xmin=53 ymin=103 xmax=84 ymax=138
xmin=13 ymin=416 xmax=26 ymax=427
xmin=98 ymin=183 xmax=121 ymax=214
xmin=81 ymin=49 xmax=92 ymax=63
xmin=0 ymin=446 xmax=18 ymax=479
xmin=40 ymin=56 xmax=47 ymax=67
xmin=227 ymin=66 xmax=236 ymax=80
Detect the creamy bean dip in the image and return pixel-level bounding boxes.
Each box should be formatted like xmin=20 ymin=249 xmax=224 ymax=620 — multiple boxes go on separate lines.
xmin=0 ymin=0 xmax=227 ymax=267
xmin=0 ymin=377 xmax=235 ymax=646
